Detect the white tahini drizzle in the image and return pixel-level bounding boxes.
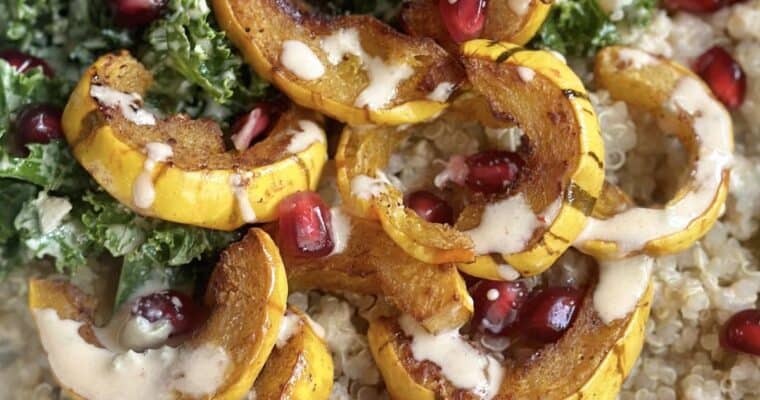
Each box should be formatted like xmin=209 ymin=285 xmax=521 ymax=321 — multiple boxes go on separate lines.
xmin=230 ymin=172 xmax=257 ymax=224
xmin=575 ymin=77 xmax=733 ymax=255
xmin=427 ymin=82 xmax=456 ymax=102
xmin=276 ymin=312 xmax=303 ymax=349
xmin=33 ymin=308 xmax=229 ymax=400
xmin=321 ymin=28 xmax=414 ymax=109
xmin=280 ymin=40 xmax=326 ymax=80
xmin=90 ymin=85 xmax=156 ymax=126
xmin=399 ymin=315 xmax=504 ymax=399
xmin=516 ymin=66 xmax=535 ymax=82
xmin=465 ymin=193 xmax=562 ymax=255
xmin=508 ymin=0 xmax=531 ymax=15
xmin=497 ymin=264 xmax=520 ymax=280
xmin=350 ymin=170 xmax=393 ymax=200
xmin=287 ymin=120 xmax=326 ymax=153
xmin=133 ymin=142 xmax=173 ymax=209
xmin=328 ymin=207 xmax=351 ymax=256
xmin=616 ymin=48 xmax=660 ymax=69
xmin=593 ymin=255 xmax=653 ymax=324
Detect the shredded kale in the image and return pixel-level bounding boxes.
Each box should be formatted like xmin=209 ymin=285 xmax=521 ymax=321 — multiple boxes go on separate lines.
xmin=141 ymin=0 xmax=269 ymax=119
xmin=0 ymin=0 xmax=135 ymax=84
xmin=529 ymin=0 xmax=657 ymax=57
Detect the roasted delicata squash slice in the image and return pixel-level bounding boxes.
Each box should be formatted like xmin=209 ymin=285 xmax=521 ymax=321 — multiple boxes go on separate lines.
xmin=269 ymin=216 xmax=473 ymax=333
xmin=336 ymin=126 xmax=476 ymax=265
xmin=574 ymin=46 xmax=733 ymax=259
xmin=212 ymin=0 xmax=465 ymax=126
xmin=401 ymin=0 xmax=551 ymax=54
xmin=62 ymin=52 xmax=328 ymax=231
xmin=337 ymin=40 xmax=604 ymax=277
xmin=254 ymin=307 xmax=333 ymax=400
xmin=28 ymin=228 xmax=288 ymax=400
xmin=368 ymin=269 xmax=654 ymax=400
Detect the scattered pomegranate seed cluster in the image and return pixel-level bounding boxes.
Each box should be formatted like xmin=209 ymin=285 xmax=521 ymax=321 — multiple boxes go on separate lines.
xmin=439 ymin=0 xmax=488 ymax=43
xmin=131 ymin=290 xmax=203 ymax=337
xmin=469 ymin=279 xmax=585 ymax=346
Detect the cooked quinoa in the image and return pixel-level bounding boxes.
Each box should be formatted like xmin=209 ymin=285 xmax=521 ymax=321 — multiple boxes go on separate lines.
xmin=1 ymin=2 xmax=759 ymax=400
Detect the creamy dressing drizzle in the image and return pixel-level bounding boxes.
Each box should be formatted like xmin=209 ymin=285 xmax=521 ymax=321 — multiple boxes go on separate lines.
xmin=516 ymin=66 xmax=535 ymax=82
xmin=276 ymin=312 xmax=303 ymax=349
xmin=328 ymin=207 xmax=351 ymax=256
xmin=90 ymin=84 xmax=156 ymax=126
xmin=399 ymin=315 xmax=504 ymax=399
xmin=280 ymin=40 xmax=326 ymax=80
xmin=33 ymin=308 xmax=229 ymax=400
xmin=230 ymin=172 xmax=257 ymax=224
xmin=465 ymin=193 xmax=562 ymax=255
xmin=427 ymin=82 xmax=456 ymax=102
xmin=593 ymin=255 xmax=653 ymax=324
xmin=350 ymin=170 xmax=393 ymax=200
xmin=321 ymin=28 xmax=414 ymax=109
xmin=286 ymin=120 xmax=326 ymax=153
xmin=508 ymin=0 xmax=531 ymax=16
xmin=497 ymin=264 xmax=521 ymax=280
xmin=133 ymin=142 xmax=173 ymax=209
xmin=576 ymin=77 xmax=733 ymax=255
xmin=616 ymin=48 xmax=660 ymax=69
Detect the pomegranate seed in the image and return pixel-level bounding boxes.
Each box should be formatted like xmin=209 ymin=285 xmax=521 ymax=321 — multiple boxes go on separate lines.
xmin=131 ymin=290 xmax=201 ymax=336
xmin=664 ymin=0 xmax=723 ymax=12
xmin=404 ymin=190 xmax=455 ymax=224
xmin=0 ymin=50 xmax=53 ymax=77
xmin=109 ymin=0 xmax=168 ymax=28
xmin=14 ymin=104 xmax=63 ymax=154
xmin=470 ymin=280 xmax=528 ymax=336
xmin=439 ymin=0 xmax=487 ymax=43
xmin=278 ymin=191 xmax=335 ymax=258
xmin=694 ymin=46 xmax=746 ymax=109
xmin=465 ymin=150 xmax=523 ymax=194
xmin=720 ymin=309 xmax=760 ymax=356
xmin=519 ymin=286 xmax=583 ymax=343
xmin=231 ymin=106 xmax=271 ymax=151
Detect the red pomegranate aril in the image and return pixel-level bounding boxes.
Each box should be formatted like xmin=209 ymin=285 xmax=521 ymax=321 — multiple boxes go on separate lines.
xmin=131 ymin=290 xmax=201 ymax=336
xmin=465 ymin=150 xmax=523 ymax=194
xmin=439 ymin=0 xmax=487 ymax=43
xmin=15 ymin=104 xmax=63 ymax=152
xmin=720 ymin=309 xmax=760 ymax=356
xmin=519 ymin=286 xmax=583 ymax=343
xmin=664 ymin=0 xmax=723 ymax=12
xmin=278 ymin=191 xmax=335 ymax=258
xmin=471 ymin=280 xmax=528 ymax=336
xmin=0 ymin=50 xmax=53 ymax=77
xmin=109 ymin=0 xmax=168 ymax=28
xmin=404 ymin=190 xmax=455 ymax=225
xmin=231 ymin=106 xmax=271 ymax=151
xmin=694 ymin=46 xmax=746 ymax=109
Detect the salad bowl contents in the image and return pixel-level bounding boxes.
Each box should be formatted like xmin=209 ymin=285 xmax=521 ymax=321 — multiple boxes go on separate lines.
xmin=0 ymin=0 xmax=755 ymax=399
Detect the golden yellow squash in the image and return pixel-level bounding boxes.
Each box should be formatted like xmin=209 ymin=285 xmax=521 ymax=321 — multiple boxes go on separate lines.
xmin=336 ymin=40 xmax=605 ymax=277
xmin=28 ymin=228 xmax=288 ymax=400
xmin=62 ymin=52 xmax=327 ymax=231
xmin=367 ymin=279 xmax=653 ymax=400
xmin=574 ymin=46 xmax=733 ymax=259
xmin=212 ymin=0 xmax=465 ymax=126
xmin=254 ymin=308 xmax=334 ymax=400
xmin=268 ymin=216 xmax=473 ymax=334
xmin=401 ymin=0 xmax=551 ymax=54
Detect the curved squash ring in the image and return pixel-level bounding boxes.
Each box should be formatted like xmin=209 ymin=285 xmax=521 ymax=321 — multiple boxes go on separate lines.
xmin=574 ymin=46 xmax=733 ymax=259
xmin=29 ymin=228 xmax=288 ymax=400
xmin=336 ymin=40 xmax=605 ymax=277
xmin=401 ymin=0 xmax=551 ymax=54
xmin=62 ymin=52 xmax=328 ymax=231
xmin=212 ymin=0 xmax=465 ymax=126
xmin=367 ymin=278 xmax=653 ymax=400
xmin=268 ymin=216 xmax=473 ymax=334
xmin=335 ymin=126 xmax=476 ymax=265
xmin=254 ymin=307 xmax=334 ymax=400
